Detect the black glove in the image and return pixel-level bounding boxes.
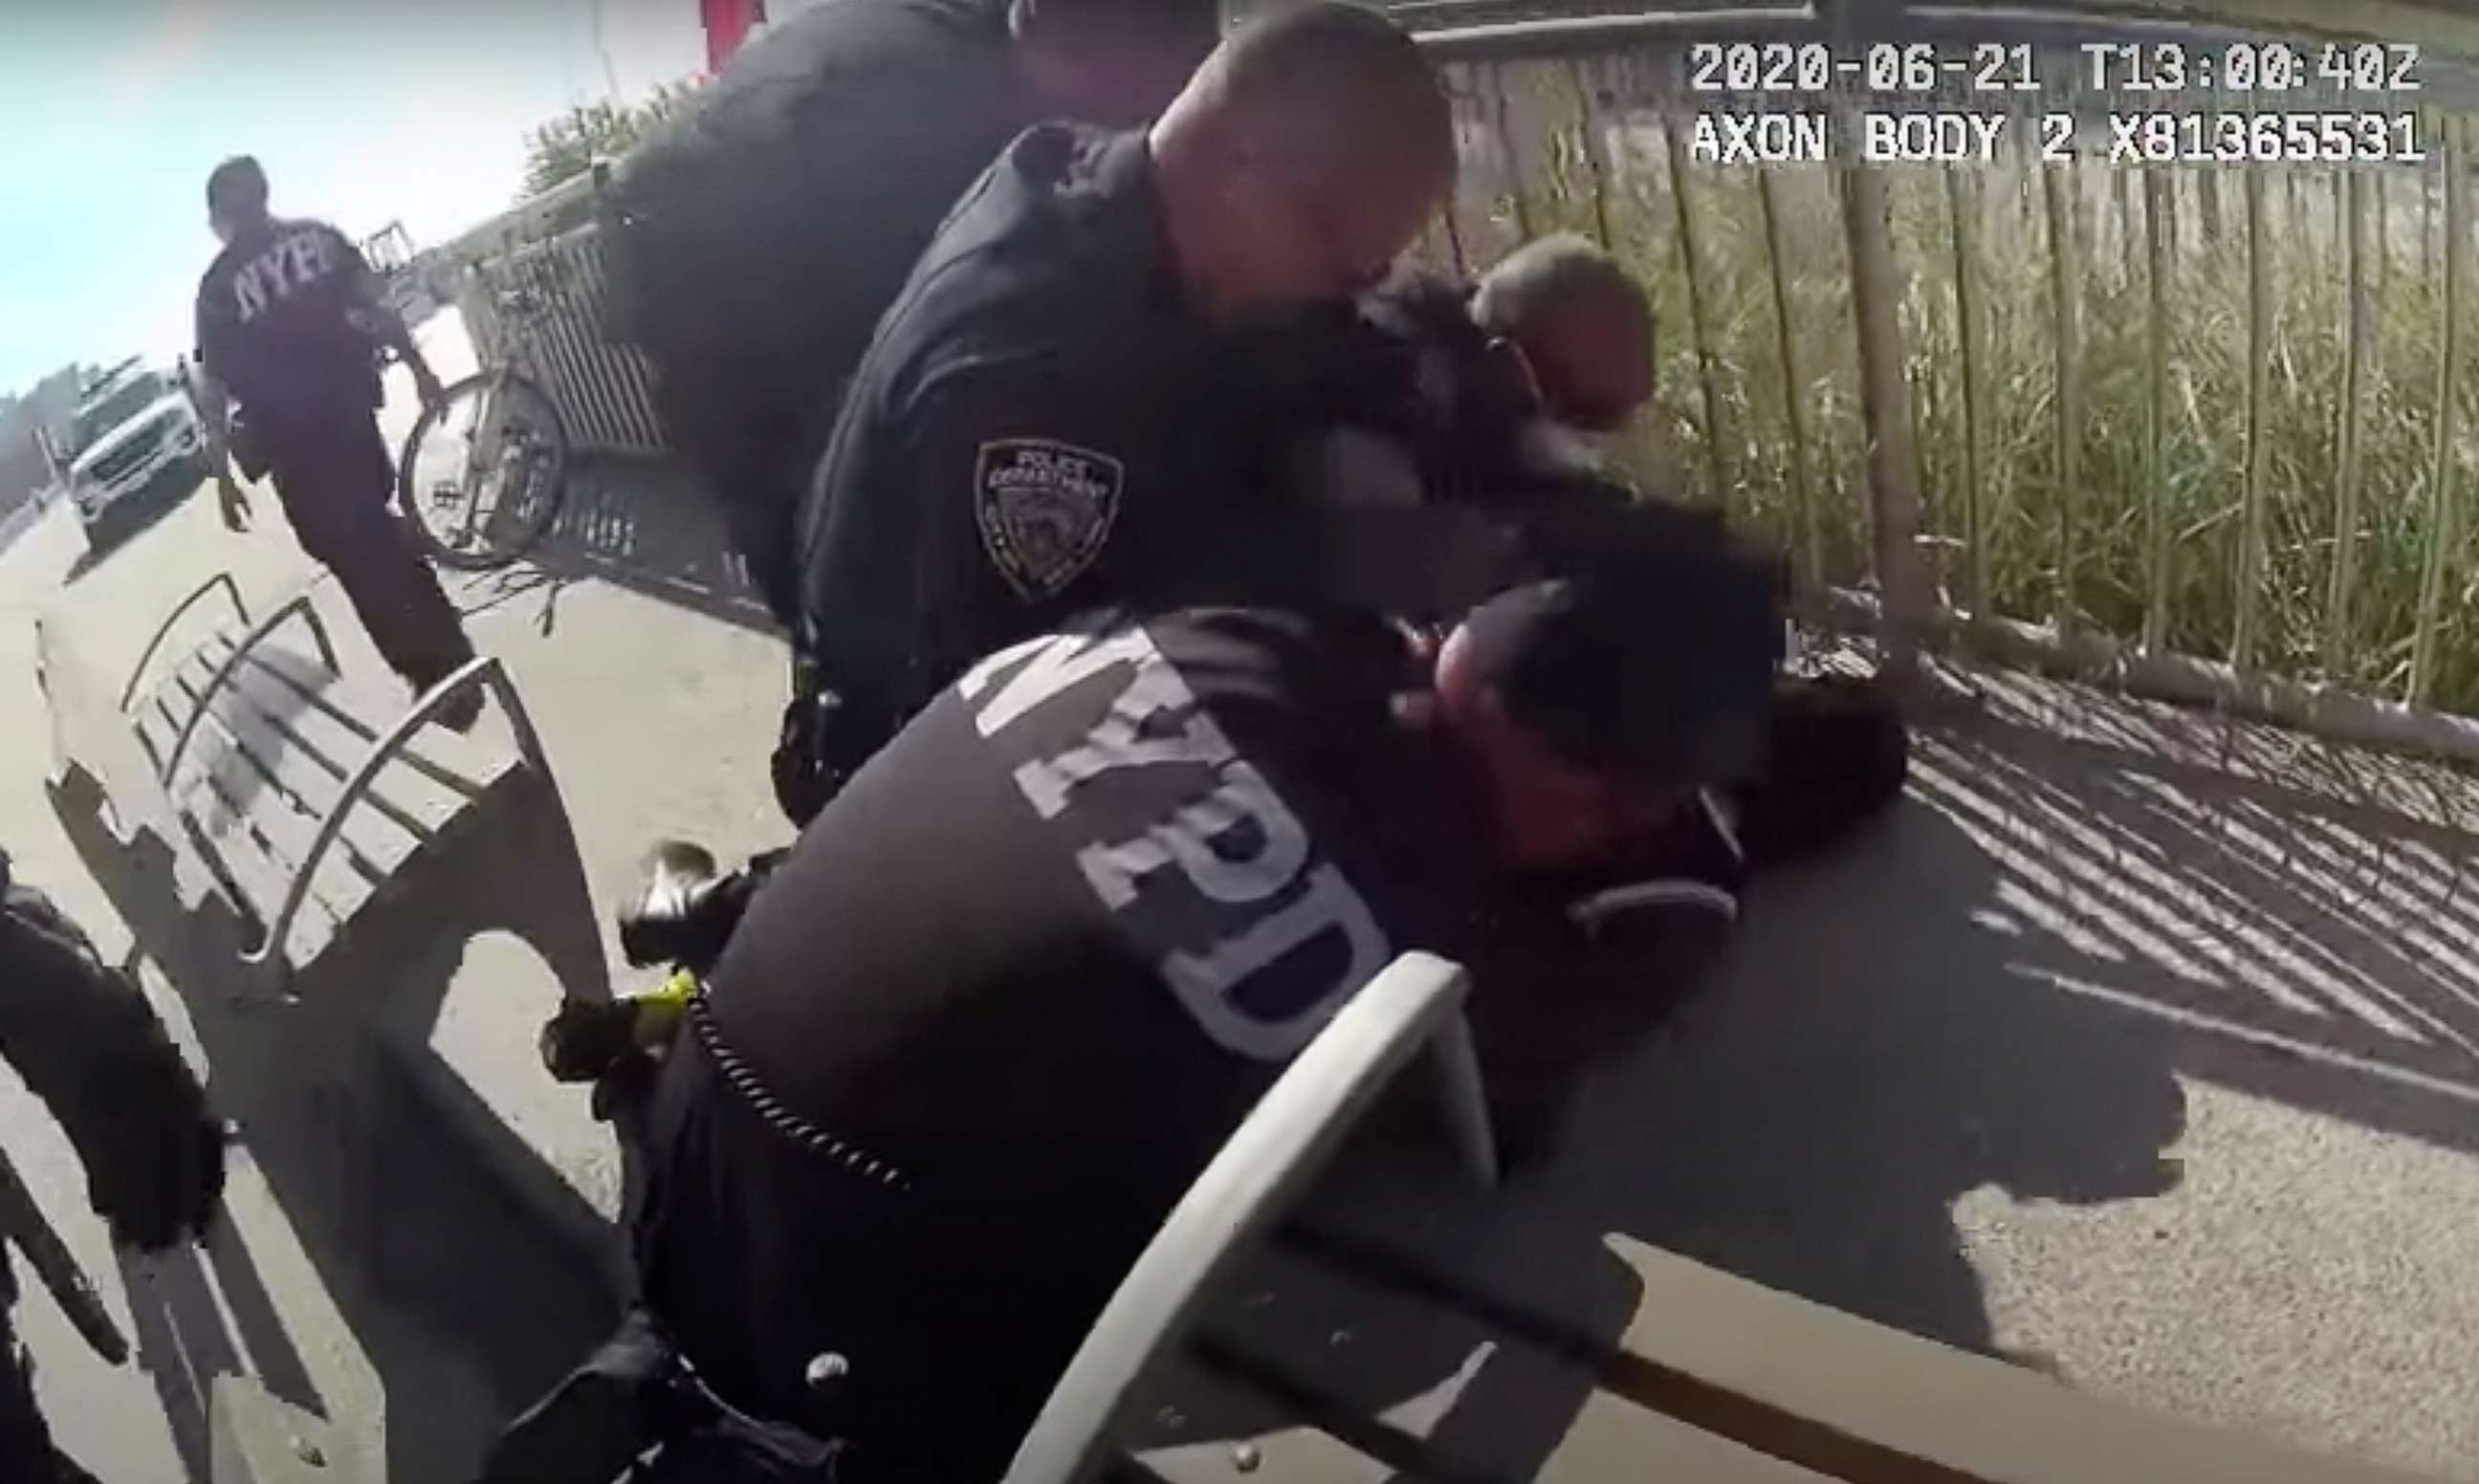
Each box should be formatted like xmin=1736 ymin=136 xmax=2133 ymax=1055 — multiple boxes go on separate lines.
xmin=540 ymin=998 xmax=644 ymax=1084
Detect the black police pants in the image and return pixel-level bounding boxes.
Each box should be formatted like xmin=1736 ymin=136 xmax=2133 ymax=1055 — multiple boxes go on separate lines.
xmin=651 ymin=368 xmax=808 ymax=631
xmin=0 ymin=1306 xmax=102 ymax=1484
xmin=266 ymin=415 xmax=475 ymax=690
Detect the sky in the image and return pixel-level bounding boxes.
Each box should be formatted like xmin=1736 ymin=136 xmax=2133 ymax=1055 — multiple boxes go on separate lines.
xmin=0 ymin=0 xmax=825 ymax=398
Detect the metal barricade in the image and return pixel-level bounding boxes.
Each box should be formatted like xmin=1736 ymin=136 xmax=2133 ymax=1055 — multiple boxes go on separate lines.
xmin=455 ymin=224 xmax=669 ymax=458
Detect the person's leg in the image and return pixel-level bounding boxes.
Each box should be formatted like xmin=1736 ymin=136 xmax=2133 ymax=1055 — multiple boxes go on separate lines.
xmin=271 ymin=417 xmax=478 ymax=707
xmin=0 ymin=1307 xmax=99 ymax=1484
xmin=647 ymin=354 xmax=805 ymax=628
xmin=1729 ymin=673 xmax=1911 ymax=870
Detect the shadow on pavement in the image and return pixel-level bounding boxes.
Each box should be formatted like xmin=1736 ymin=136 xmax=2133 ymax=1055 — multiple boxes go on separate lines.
xmin=59 ymin=486 xmax=201 ymax=587
xmin=1916 ymin=698 xmax=2479 ymax=1162
xmin=1153 ymin=681 xmax=2479 ymax=1473
xmin=49 ymin=752 xmax=623 ymax=1484
xmin=458 ymin=453 xmax=781 ymax=643
xmin=1133 ymin=758 xmax=2195 ymax=1478
xmin=114 ymin=1223 xmax=325 ymax=1484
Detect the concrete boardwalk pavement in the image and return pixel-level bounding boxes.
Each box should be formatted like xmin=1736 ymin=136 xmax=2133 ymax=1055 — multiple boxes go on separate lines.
xmin=0 ymin=321 xmax=791 ymax=1481
xmin=11 ymin=319 xmax=2479 ymax=1476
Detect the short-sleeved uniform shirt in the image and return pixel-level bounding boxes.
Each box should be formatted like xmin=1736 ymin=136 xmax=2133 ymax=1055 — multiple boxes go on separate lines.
xmin=793 ymin=124 xmax=1519 ymax=731
xmin=193 ymin=217 xmax=383 ymax=437
xmin=632 ymin=606 xmax=1738 ymax=1479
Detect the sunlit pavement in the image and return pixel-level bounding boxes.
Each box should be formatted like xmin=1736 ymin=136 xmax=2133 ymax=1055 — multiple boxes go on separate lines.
xmin=0 ymin=316 xmax=789 ymax=1479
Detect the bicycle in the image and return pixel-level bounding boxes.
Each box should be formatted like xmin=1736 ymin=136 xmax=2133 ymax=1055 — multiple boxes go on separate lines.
xmin=394 ymin=250 xmax=574 ymax=571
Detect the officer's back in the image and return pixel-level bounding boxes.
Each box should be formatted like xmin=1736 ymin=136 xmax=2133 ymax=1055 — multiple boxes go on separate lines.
xmin=637 ymin=546 xmax=1785 ymax=1480
xmin=195 ymin=205 xmax=380 ymax=434
xmin=614 ymin=0 xmax=1213 ymax=384
xmin=616 ymin=0 xmax=1014 ymax=373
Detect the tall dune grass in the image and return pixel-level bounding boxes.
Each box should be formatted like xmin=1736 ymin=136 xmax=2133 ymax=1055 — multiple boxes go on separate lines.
xmin=1431 ymin=61 xmax=2479 ymax=712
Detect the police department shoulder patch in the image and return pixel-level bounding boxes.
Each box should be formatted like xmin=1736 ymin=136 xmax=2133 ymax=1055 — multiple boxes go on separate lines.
xmin=974 ymin=438 xmax=1127 ymax=600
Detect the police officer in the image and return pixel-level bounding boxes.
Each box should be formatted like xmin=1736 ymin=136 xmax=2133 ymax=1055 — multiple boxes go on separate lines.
xmin=0 ymin=853 xmax=228 ymax=1483
xmin=192 ymin=157 xmax=481 ymax=728
xmin=603 ymin=0 xmax=1224 ymax=624
xmin=781 ymin=3 xmax=1522 ymax=823
xmin=494 ymin=523 xmax=1786 ymax=1484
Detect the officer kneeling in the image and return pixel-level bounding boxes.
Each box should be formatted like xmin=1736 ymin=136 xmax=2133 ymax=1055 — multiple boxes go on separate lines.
xmin=489 ymin=529 xmax=1784 ymax=1484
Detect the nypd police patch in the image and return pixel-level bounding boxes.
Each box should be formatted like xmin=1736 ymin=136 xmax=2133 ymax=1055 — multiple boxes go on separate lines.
xmin=974 ymin=438 xmax=1126 ymax=600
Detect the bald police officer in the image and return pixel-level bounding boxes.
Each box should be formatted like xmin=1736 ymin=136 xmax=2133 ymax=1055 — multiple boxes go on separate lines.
xmin=604 ymin=0 xmax=1223 ymax=623
xmin=780 ymin=3 xmax=1521 ymax=823
xmin=495 ymin=516 xmax=1784 ymax=1484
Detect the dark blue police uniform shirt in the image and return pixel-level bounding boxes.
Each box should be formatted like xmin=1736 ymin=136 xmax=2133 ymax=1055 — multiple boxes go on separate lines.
xmin=796 ymin=126 xmax=1278 ymax=703
xmin=612 ymin=0 xmax=1023 ymax=382
xmin=793 ymin=123 xmax=1521 ymax=729
xmin=193 ymin=217 xmax=383 ymax=433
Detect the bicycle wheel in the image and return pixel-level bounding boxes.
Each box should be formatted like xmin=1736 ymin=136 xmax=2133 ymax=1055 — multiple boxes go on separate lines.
xmin=396 ymin=369 xmax=570 ymax=570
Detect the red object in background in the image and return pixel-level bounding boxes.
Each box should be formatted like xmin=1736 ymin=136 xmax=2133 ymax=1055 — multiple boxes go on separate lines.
xmin=701 ymin=0 xmax=767 ymax=72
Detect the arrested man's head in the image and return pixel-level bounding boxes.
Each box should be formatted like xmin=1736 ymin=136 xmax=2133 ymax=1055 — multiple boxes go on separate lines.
xmin=1473 ymin=233 xmax=1656 ymax=434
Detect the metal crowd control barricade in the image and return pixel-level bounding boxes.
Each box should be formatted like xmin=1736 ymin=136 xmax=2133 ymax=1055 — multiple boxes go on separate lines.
xmin=455 ymin=221 xmax=669 ymax=459
xmin=1393 ymin=0 xmax=2479 ymax=763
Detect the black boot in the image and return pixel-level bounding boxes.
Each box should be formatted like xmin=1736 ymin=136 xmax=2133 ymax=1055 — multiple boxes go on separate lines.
xmin=616 ymin=840 xmax=757 ymax=974
xmin=1731 ymin=674 xmax=1911 ymax=871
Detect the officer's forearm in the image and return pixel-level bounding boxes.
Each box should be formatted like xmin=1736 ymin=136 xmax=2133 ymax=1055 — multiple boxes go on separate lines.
xmin=377 ymin=309 xmax=438 ymax=386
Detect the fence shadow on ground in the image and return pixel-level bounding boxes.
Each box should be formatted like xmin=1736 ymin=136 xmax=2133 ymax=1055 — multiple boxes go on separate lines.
xmin=1120 ymin=749 xmax=2194 ymax=1479
xmin=47 ymin=753 xmax=623 ymax=1484
xmin=1139 ymin=670 xmax=2479 ymax=1476
xmin=450 ymin=453 xmax=781 ymax=643
xmin=1915 ymin=678 xmax=2479 ymax=1162
xmin=1163 ymin=677 xmax=2479 ymax=1479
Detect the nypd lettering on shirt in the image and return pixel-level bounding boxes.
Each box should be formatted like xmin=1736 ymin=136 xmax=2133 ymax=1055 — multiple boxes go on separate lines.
xmin=974 ymin=438 xmax=1125 ymax=600
xmin=230 ymin=228 xmax=341 ymax=324
xmin=957 ymin=622 xmax=1392 ymax=1061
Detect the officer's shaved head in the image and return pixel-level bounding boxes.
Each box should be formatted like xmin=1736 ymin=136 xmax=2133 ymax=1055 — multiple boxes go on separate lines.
xmin=1473 ymin=234 xmax=1655 ymax=432
xmin=1151 ymin=3 xmax=1455 ymax=319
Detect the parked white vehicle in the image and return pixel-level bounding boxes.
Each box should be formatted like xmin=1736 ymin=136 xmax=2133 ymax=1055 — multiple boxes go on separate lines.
xmin=64 ymin=362 xmax=210 ymax=547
